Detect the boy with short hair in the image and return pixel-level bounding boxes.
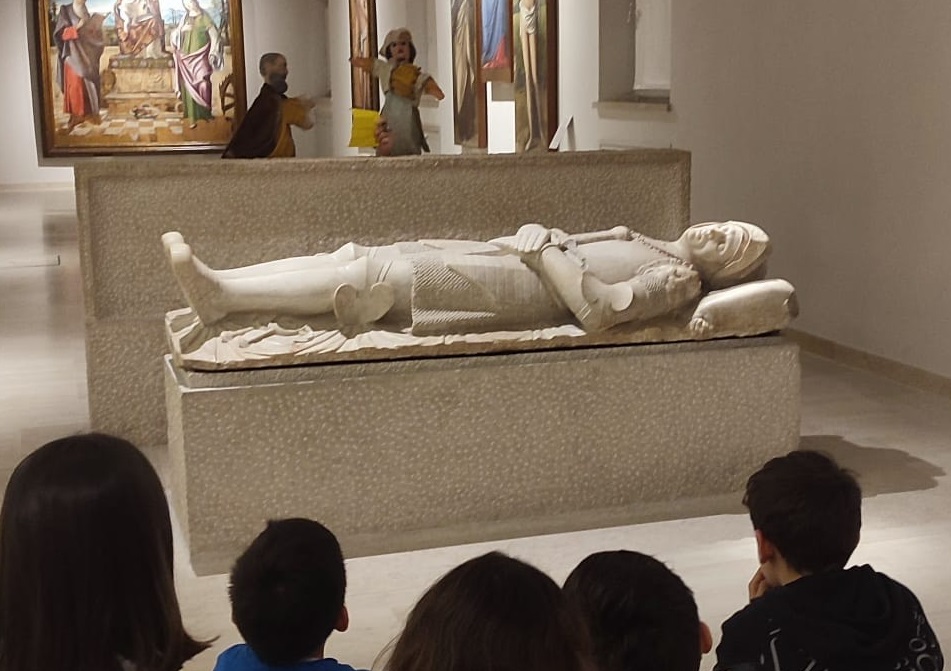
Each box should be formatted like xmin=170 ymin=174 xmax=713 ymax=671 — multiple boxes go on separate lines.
xmin=214 ymin=518 xmax=362 ymax=671
xmin=715 ymin=450 xmax=944 ymax=671
xmin=563 ymin=550 xmax=713 ymax=671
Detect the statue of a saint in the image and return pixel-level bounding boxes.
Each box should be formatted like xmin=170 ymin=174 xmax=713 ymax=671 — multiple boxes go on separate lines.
xmin=163 ymin=221 xmax=777 ymax=339
xmin=350 ymin=28 xmax=445 ymax=156
xmin=114 ymin=0 xmax=167 ymax=58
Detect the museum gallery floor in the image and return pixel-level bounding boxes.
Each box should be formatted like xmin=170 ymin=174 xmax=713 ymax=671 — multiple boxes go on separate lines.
xmin=1 ymin=187 xmax=948 ymax=670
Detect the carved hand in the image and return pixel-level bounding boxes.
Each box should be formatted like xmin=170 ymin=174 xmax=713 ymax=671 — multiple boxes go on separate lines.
xmin=689 ymin=315 xmax=714 ymax=337
xmin=374 ymin=116 xmax=394 ymax=156
xmin=513 ymin=223 xmax=551 ymax=254
xmin=549 ymin=228 xmax=570 ymax=246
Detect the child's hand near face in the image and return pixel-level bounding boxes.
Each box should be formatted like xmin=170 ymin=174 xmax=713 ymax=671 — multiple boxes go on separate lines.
xmin=748 ymin=566 xmax=772 ymax=601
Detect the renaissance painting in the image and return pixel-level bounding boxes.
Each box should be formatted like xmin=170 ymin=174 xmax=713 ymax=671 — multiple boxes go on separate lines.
xmin=348 ymin=0 xmax=379 ymax=111
xmin=477 ymin=0 xmax=512 ymax=83
xmin=451 ymin=0 xmax=487 ymax=148
xmin=513 ymin=0 xmax=557 ymax=152
xmin=36 ymin=0 xmax=247 ymax=156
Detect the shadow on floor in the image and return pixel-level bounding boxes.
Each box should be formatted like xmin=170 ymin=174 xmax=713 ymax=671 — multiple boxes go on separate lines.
xmin=799 ymin=435 xmax=944 ymax=496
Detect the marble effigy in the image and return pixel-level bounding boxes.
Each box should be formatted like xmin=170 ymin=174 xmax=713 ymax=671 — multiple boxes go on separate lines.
xmin=76 ymin=149 xmax=692 ymax=448
xmin=166 ymin=278 xmax=797 ymax=370
xmin=162 ymin=221 xmax=797 ymax=370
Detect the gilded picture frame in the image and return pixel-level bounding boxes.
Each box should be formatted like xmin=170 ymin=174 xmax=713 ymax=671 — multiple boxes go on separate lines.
xmin=35 ymin=0 xmax=247 ymax=157
xmin=348 ymin=0 xmax=379 ymax=111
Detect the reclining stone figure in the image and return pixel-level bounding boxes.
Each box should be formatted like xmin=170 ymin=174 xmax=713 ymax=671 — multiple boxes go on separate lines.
xmin=163 ymin=221 xmax=791 ymax=342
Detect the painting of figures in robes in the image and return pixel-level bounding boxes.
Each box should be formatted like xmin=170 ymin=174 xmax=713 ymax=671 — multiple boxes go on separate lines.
xmin=513 ymin=0 xmax=557 ymax=152
xmin=451 ymin=0 xmax=487 ymax=148
xmin=348 ymin=0 xmax=379 ymax=111
xmin=36 ymin=0 xmax=247 ymax=156
xmin=476 ymin=0 xmax=512 ymax=83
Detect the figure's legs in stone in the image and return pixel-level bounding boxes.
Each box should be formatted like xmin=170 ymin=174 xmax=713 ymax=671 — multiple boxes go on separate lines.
xmin=164 ymin=237 xmax=390 ymax=325
xmin=217 ymin=244 xmax=381 ymax=279
xmin=161 ymin=232 xmax=370 ymax=280
xmin=213 ymin=252 xmax=349 ymax=279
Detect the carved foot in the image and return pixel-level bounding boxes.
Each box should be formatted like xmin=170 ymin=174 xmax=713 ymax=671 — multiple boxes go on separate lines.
xmin=333 ymin=282 xmax=395 ymax=334
xmin=165 ymin=240 xmax=229 ymax=325
xmin=161 ymin=231 xmax=185 ymax=252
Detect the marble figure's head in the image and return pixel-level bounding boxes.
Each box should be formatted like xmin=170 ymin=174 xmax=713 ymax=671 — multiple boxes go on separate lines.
xmin=680 ymin=221 xmax=770 ymax=289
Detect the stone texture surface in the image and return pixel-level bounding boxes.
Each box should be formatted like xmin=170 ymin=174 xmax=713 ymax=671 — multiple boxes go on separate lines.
xmin=165 ymin=335 xmax=800 ymax=575
xmin=86 ymin=320 xmax=168 ymax=442
xmin=78 ymin=150 xmax=691 ymax=447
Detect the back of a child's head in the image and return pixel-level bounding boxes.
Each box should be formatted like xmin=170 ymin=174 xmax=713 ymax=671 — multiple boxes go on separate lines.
xmin=563 ymin=550 xmax=702 ymax=671
xmin=384 ymin=551 xmax=588 ymax=671
xmin=745 ymin=449 xmax=862 ymax=573
xmin=0 ymin=432 xmax=208 ymax=671
xmin=230 ymin=518 xmax=346 ymax=666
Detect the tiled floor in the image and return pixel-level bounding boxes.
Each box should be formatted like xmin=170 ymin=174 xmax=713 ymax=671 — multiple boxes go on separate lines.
xmin=1 ymin=186 xmax=949 ymax=670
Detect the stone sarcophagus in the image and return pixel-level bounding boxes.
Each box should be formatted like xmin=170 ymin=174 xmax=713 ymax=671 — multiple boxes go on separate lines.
xmin=77 ymin=149 xmax=799 ymax=575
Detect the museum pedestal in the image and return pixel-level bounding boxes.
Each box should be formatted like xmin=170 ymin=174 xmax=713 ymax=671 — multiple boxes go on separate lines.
xmin=165 ymin=335 xmax=799 ymax=575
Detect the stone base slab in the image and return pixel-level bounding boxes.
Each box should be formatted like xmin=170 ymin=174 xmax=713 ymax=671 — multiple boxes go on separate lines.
xmin=165 ymin=336 xmax=799 ymax=575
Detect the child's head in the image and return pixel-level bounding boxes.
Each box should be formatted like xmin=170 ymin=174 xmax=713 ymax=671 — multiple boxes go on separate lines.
xmin=563 ymin=550 xmax=711 ymax=671
xmin=744 ymin=450 xmax=862 ymax=575
xmin=0 ymin=432 xmax=208 ymax=671
xmin=379 ymin=28 xmax=417 ymax=63
xmin=385 ymin=551 xmax=588 ymax=671
xmin=229 ymin=518 xmax=347 ymax=666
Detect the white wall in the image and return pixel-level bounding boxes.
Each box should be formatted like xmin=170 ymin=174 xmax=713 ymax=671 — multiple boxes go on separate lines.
xmin=4 ymin=0 xmax=949 ymax=376
xmin=555 ymin=0 xmax=951 ymax=378
xmin=1 ymin=0 xmax=73 ymax=185
xmin=671 ymin=0 xmax=951 ymax=378
xmin=242 ymin=0 xmax=329 ymax=158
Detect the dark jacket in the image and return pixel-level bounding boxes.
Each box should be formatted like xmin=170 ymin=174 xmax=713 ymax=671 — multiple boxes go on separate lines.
xmin=222 ymin=84 xmax=284 ymax=158
xmin=714 ymin=565 xmax=943 ymax=671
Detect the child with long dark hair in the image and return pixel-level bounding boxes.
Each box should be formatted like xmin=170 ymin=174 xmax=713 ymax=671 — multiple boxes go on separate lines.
xmin=0 ymin=432 xmax=210 ymax=671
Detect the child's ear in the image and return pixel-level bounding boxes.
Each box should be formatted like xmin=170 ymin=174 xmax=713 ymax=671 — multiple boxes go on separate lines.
xmin=754 ymin=529 xmax=776 ymax=564
xmin=699 ymin=621 xmax=713 ymax=654
xmin=335 ymin=605 xmax=350 ymax=633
